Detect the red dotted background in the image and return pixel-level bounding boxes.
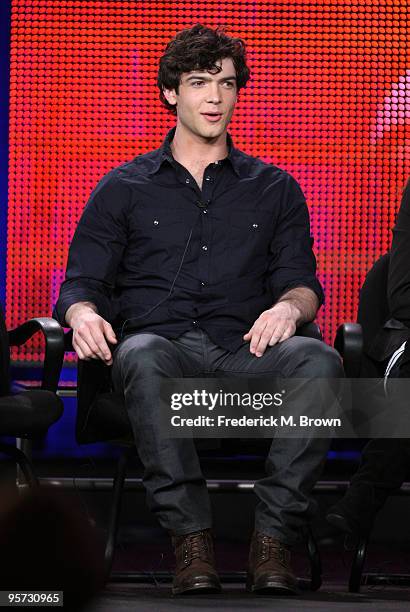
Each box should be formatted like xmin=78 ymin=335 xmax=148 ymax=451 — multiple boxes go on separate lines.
xmin=6 ymin=0 xmax=410 ymax=361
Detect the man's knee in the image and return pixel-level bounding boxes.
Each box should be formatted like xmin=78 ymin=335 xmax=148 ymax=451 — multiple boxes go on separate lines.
xmin=113 ymin=333 xmax=180 ymax=379
xmin=287 ymin=337 xmax=344 ymax=378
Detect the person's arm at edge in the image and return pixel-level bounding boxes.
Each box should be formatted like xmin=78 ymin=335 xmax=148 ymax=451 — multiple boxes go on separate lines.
xmin=388 ymin=179 xmax=410 ymax=324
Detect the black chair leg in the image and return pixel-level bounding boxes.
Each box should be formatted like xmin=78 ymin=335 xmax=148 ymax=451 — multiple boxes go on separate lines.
xmin=349 ymin=533 xmax=368 ymax=593
xmin=349 ymin=531 xmax=410 ymax=589
xmin=104 ymin=448 xmax=133 ymax=580
xmin=307 ymin=526 xmax=322 ymax=591
xmin=0 ymin=442 xmax=39 ymax=488
xmin=297 ymin=525 xmax=322 ymax=591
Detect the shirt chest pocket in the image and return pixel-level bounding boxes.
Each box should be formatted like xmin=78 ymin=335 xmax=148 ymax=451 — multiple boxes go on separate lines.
xmin=130 ymin=209 xmax=196 ymax=268
xmin=228 ymin=210 xmax=273 ymax=253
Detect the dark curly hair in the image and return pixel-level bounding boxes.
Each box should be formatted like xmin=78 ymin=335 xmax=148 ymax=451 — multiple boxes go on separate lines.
xmin=157 ymin=24 xmax=251 ymax=115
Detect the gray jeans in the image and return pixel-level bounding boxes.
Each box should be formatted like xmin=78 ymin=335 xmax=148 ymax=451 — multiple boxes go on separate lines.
xmin=111 ymin=328 xmax=343 ymax=545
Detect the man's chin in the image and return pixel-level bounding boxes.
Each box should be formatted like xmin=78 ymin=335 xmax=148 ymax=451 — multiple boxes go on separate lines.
xmin=195 ymin=125 xmax=227 ymax=141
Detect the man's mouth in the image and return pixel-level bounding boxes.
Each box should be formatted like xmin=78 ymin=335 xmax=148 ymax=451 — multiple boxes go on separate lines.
xmin=201 ymin=113 xmax=223 ymax=123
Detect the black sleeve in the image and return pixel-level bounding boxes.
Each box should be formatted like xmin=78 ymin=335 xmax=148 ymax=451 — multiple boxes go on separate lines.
xmin=53 ymin=169 xmax=130 ymax=326
xmin=388 ymin=179 xmax=410 ymax=324
xmin=267 ymin=173 xmax=324 ymax=306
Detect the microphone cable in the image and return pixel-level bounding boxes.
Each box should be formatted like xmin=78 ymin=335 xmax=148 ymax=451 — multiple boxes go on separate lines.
xmin=119 ymin=223 xmax=196 ymax=340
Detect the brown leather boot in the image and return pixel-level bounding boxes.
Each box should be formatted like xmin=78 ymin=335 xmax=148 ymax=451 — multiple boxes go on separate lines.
xmin=246 ymin=531 xmax=298 ymax=594
xmin=171 ymin=529 xmax=221 ymax=595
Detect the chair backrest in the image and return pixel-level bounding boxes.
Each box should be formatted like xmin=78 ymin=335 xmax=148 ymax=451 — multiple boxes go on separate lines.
xmin=0 ymin=303 xmax=11 ymax=396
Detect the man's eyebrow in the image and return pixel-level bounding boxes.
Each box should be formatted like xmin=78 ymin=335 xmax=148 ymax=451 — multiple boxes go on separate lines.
xmin=185 ymin=75 xmax=237 ymax=82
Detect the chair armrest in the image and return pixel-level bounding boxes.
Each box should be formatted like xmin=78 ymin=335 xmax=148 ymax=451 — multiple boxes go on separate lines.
xmin=334 ymin=323 xmax=363 ymax=377
xmin=297 ymin=322 xmax=322 ymax=341
xmin=64 ymin=329 xmax=74 ymax=352
xmin=8 ymin=318 xmax=65 ymax=392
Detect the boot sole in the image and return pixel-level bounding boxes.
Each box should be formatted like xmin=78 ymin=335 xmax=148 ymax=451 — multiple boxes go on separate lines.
xmin=246 ymin=576 xmax=298 ymax=595
xmin=172 ymin=580 xmax=222 ymax=596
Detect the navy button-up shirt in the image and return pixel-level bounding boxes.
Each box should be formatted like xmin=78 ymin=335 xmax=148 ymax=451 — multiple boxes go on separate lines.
xmin=54 ymin=126 xmax=324 ymax=352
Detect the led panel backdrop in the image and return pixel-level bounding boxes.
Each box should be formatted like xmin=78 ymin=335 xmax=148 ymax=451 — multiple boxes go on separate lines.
xmin=7 ymin=0 xmax=410 ymax=361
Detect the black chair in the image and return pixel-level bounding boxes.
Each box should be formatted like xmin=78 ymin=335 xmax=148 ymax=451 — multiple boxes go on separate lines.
xmin=0 ymin=303 xmax=64 ymax=487
xmin=335 ymin=251 xmax=410 ymax=592
xmin=66 ymin=322 xmax=325 ymax=589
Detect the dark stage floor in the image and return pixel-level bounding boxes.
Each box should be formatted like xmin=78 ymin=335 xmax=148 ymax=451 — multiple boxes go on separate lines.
xmin=86 ymin=539 xmax=410 ymax=611
xmin=78 ymin=503 xmax=410 ymax=610
xmin=88 ymin=584 xmax=410 ymax=612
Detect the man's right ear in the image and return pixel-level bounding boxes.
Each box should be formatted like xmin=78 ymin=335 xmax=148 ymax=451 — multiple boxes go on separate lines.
xmin=162 ymin=87 xmax=178 ymax=108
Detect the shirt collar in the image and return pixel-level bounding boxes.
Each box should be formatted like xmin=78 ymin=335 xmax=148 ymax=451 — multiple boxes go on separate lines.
xmin=147 ymin=126 xmax=243 ymax=177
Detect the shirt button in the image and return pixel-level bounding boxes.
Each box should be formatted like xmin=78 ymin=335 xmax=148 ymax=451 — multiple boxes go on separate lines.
xmin=201 ymin=281 xmax=206 ymax=286
xmin=205 ymin=176 xmax=211 ymax=181
xmin=153 ymin=219 xmax=159 ymax=225
xmin=202 ymin=245 xmax=208 ymax=251
xmin=203 ymin=209 xmax=208 ymax=214
xmin=185 ymin=178 xmax=190 ymax=183
xmin=252 ymin=223 xmax=259 ymax=228
xmin=192 ymin=320 xmax=198 ymax=325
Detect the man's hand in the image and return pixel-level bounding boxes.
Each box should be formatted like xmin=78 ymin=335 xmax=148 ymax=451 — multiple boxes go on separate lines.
xmin=243 ymin=301 xmax=301 ymax=357
xmin=66 ymin=302 xmax=117 ymax=365
xmin=243 ymin=287 xmax=319 ymax=357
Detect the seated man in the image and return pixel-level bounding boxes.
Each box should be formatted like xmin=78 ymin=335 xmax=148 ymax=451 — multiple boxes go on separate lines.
xmin=54 ymin=24 xmax=343 ymax=596
xmin=327 ymin=179 xmax=410 ymax=536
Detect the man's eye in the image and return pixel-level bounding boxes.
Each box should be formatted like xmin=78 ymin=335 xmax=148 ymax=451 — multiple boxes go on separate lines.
xmin=192 ymin=81 xmax=204 ymax=86
xmin=224 ymin=82 xmax=234 ymax=88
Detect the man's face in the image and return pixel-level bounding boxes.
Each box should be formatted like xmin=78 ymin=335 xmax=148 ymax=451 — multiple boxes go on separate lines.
xmin=163 ymin=57 xmax=238 ymax=141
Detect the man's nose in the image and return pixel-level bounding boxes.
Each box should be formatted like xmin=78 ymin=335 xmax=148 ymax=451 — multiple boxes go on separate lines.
xmin=206 ymin=83 xmax=222 ymax=104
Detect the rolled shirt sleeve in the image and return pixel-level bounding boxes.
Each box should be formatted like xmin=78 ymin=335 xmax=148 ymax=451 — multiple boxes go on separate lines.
xmin=267 ymin=174 xmax=324 ymax=306
xmin=53 ymin=169 xmax=130 ymax=325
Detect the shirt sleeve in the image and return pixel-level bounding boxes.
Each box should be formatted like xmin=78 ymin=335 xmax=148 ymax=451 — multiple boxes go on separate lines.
xmin=267 ymin=173 xmax=324 ymax=306
xmin=388 ymin=179 xmax=410 ymax=324
xmin=53 ymin=169 xmax=130 ymax=326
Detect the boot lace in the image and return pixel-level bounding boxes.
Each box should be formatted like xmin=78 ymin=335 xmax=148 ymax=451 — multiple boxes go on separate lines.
xmin=260 ymin=535 xmax=288 ymax=568
xmin=183 ymin=531 xmax=210 ymax=566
